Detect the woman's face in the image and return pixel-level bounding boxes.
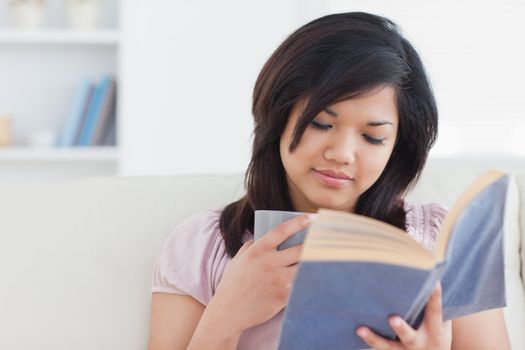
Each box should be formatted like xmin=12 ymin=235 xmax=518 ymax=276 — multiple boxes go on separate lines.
xmin=279 ymin=85 xmax=399 ymax=213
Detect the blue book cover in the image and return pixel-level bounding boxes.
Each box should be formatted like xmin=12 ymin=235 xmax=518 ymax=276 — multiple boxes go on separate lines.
xmin=78 ymin=76 xmax=112 ymax=146
xmin=57 ymin=80 xmax=93 ymax=147
xmin=257 ymin=170 xmax=508 ymax=350
xmin=92 ymin=79 xmax=116 ymax=145
xmin=100 ymin=112 xmax=116 ymax=146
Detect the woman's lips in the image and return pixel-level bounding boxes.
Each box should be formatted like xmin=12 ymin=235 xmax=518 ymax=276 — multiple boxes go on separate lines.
xmin=312 ymin=169 xmax=353 ymax=187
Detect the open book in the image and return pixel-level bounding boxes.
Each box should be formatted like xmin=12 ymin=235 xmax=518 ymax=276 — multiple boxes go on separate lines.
xmin=276 ymin=170 xmax=508 ymax=350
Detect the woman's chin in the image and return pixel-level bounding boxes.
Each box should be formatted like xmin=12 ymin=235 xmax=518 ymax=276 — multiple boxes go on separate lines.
xmin=308 ymin=196 xmax=355 ymax=212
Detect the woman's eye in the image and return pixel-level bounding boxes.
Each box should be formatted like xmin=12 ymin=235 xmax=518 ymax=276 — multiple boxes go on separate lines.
xmin=310 ymin=120 xmax=332 ymax=131
xmin=310 ymin=121 xmax=385 ymax=146
xmin=363 ymin=134 xmax=385 ymax=146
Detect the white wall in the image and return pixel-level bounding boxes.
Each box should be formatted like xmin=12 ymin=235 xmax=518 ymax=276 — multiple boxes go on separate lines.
xmin=120 ymin=0 xmax=303 ymax=175
xmin=120 ymin=0 xmax=525 ymax=176
xmin=326 ymin=0 xmax=525 ymax=157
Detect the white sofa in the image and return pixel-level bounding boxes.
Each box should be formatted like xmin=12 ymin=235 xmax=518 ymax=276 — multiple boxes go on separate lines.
xmin=0 ymin=160 xmax=524 ymax=349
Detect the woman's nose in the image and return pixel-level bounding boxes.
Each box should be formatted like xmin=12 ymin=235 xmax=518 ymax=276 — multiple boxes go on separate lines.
xmin=323 ymin=133 xmax=356 ymax=165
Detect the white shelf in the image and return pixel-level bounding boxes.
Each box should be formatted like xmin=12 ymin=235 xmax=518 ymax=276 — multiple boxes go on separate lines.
xmin=0 ymin=29 xmax=120 ymax=45
xmin=0 ymin=147 xmax=119 ymax=162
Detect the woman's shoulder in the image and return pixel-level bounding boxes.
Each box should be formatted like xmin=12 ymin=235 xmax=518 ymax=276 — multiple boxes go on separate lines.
xmin=163 ymin=208 xmax=224 ymax=248
xmin=404 ymin=202 xmax=449 ymax=251
xmin=151 ymin=207 xmax=230 ymax=305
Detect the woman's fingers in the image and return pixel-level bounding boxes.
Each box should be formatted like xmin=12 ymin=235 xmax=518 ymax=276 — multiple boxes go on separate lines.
xmin=388 ymin=316 xmax=421 ymax=348
xmin=257 ymin=214 xmax=312 ymax=251
xmin=273 ymin=243 xmax=303 ymax=267
xmin=356 ymin=326 xmax=404 ymax=350
xmin=355 ymin=281 xmax=447 ymax=350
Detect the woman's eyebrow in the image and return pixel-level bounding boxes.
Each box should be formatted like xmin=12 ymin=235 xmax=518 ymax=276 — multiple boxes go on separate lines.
xmin=323 ymin=108 xmax=393 ymax=126
xmin=324 ymin=107 xmax=338 ymax=117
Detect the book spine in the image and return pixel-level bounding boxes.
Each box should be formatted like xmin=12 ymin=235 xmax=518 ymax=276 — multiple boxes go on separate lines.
xmin=92 ymin=79 xmax=116 ymax=146
xmin=101 ymin=113 xmax=116 ymax=146
xmin=78 ymin=76 xmax=111 ymax=146
xmin=57 ymin=80 xmax=92 ymax=147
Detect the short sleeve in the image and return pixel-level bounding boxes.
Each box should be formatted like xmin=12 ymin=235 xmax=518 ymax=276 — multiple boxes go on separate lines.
xmin=151 ymin=209 xmax=230 ymax=306
xmin=405 ymin=202 xmax=448 ymax=251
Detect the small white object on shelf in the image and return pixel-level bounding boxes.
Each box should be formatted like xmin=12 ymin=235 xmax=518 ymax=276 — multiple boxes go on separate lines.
xmin=8 ymin=0 xmax=46 ymax=30
xmin=26 ymin=127 xmax=56 ymax=148
xmin=65 ymin=0 xmax=101 ymax=30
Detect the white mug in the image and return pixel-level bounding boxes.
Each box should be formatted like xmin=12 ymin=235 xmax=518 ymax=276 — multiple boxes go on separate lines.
xmin=254 ymin=210 xmax=310 ymax=250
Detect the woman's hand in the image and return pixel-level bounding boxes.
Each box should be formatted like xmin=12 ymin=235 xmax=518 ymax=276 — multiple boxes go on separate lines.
xmin=209 ymin=213 xmax=313 ymax=334
xmin=356 ymin=281 xmax=452 ymax=350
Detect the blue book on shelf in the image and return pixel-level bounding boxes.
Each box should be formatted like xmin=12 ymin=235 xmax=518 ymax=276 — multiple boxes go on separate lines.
xmin=254 ymin=170 xmax=508 ymax=350
xmin=78 ymin=76 xmax=112 ymax=146
xmin=101 ymin=112 xmax=117 ymax=146
xmin=57 ymin=80 xmax=93 ymax=147
xmin=92 ymin=79 xmax=116 ymax=146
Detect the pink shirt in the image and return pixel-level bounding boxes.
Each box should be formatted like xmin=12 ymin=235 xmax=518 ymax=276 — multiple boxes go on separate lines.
xmin=151 ymin=203 xmax=448 ymax=349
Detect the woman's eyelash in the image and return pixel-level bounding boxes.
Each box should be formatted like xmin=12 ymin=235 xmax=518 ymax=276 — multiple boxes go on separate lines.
xmin=309 ymin=121 xmax=385 ymax=146
xmin=363 ymin=134 xmax=385 ymax=146
xmin=310 ymin=120 xmax=331 ymax=131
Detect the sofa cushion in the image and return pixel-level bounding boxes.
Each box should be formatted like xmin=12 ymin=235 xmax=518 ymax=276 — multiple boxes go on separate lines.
xmin=0 ymin=169 xmax=523 ymax=349
xmin=0 ymin=174 xmax=244 ymax=350
xmin=501 ymin=174 xmax=525 ymax=349
xmin=516 ymin=172 xmax=525 ymax=293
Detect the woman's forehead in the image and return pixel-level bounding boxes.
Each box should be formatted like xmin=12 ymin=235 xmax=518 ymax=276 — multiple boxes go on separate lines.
xmin=294 ymin=86 xmax=398 ymax=123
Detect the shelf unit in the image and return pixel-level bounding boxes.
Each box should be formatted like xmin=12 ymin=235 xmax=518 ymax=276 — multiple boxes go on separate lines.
xmin=0 ymin=1 xmax=120 ymax=181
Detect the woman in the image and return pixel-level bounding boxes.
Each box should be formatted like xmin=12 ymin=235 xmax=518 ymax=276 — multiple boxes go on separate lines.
xmin=148 ymin=12 xmax=510 ymax=350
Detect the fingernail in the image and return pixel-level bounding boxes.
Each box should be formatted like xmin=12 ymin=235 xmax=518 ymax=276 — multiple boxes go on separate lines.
xmin=307 ymin=213 xmax=317 ymax=220
xmin=390 ymin=317 xmax=401 ymax=327
xmin=356 ymin=328 xmax=368 ymax=337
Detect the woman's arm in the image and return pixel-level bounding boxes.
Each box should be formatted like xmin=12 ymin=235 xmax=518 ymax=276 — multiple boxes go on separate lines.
xmin=148 ymin=293 xmax=204 ymax=350
xmin=187 ymin=293 xmax=245 ymax=350
xmin=451 ymin=308 xmax=511 ymax=350
xmin=147 ymin=293 xmax=242 ymax=350
xmin=148 ymin=215 xmax=311 ymax=349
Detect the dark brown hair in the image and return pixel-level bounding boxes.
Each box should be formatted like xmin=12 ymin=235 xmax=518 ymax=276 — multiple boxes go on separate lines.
xmin=219 ymin=12 xmax=438 ymax=258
